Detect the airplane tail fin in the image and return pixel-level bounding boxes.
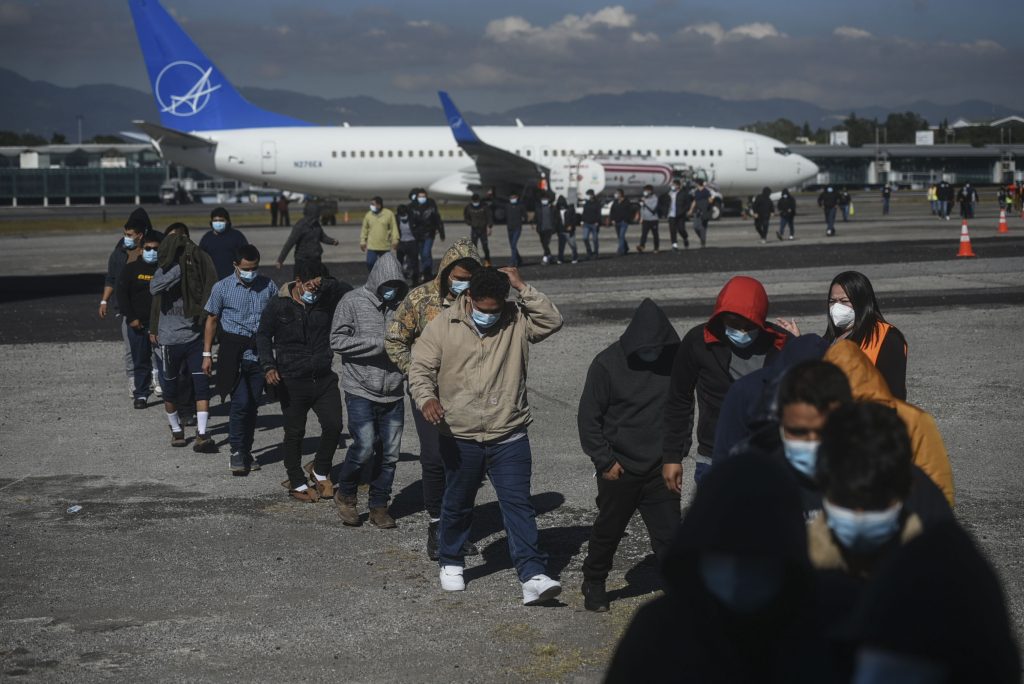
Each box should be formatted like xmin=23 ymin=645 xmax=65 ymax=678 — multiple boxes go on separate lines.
xmin=128 ymin=0 xmax=310 ymax=131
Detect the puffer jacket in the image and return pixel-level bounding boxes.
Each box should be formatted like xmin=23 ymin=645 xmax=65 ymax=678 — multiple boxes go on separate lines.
xmin=408 ymin=200 xmax=445 ymax=241
xmin=255 ymin=277 xmax=350 ymax=380
xmin=330 ymin=253 xmax=408 ymax=402
xmin=408 ymin=283 xmax=563 ymax=442
xmin=824 ymin=340 xmax=955 ymax=506
xmin=384 ymin=240 xmax=482 ymax=374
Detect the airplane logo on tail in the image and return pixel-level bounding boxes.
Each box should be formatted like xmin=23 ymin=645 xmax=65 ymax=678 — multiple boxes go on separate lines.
xmin=155 ymin=61 xmax=222 ymax=116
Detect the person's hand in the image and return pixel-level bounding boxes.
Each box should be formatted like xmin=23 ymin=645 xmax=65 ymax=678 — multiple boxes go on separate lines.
xmin=332 ymin=239 xmax=340 ymax=246
xmin=275 ymin=261 xmax=283 ymax=270
xmin=149 ymin=333 xmax=158 ymax=345
xmin=128 ymin=319 xmax=142 ymax=330
xmin=98 ymin=302 xmax=108 ymax=319
xmin=662 ymin=463 xmax=683 ymax=494
xmin=421 ymin=398 xmax=445 ymax=425
xmin=498 ymin=267 xmax=525 ymax=291
xmin=360 ymin=243 xmax=367 ymax=253
xmin=392 ymin=242 xmax=399 ymax=251
xmin=602 ymin=462 xmax=624 ymax=481
xmin=202 ymin=357 xmax=213 ymax=376
xmin=775 ymin=318 xmax=800 ymax=336
xmin=265 ymin=368 xmax=281 ymax=386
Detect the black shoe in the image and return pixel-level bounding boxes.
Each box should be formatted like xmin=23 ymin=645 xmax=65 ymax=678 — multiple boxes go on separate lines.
xmin=230 ymin=450 xmax=249 ymax=476
xmin=462 ymin=540 xmax=480 ymax=556
xmin=582 ymin=580 xmax=609 ymax=612
xmin=193 ymin=433 xmax=218 ymax=454
xmin=133 ymin=398 xmax=147 ymax=409
xmin=248 ymin=453 xmax=261 ymax=471
xmin=427 ymin=521 xmax=439 ymax=561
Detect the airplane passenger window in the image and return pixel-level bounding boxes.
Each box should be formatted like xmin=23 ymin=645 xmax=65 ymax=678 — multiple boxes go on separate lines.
xmin=542 ymin=151 xmax=548 ymax=157
xmin=458 ymin=150 xmax=464 ymax=156
xmin=449 ymin=150 xmax=454 ymax=157
xmin=387 ymin=151 xmax=393 ymax=158
xmin=331 ymin=151 xmax=337 ymax=158
xmin=646 ymin=150 xmax=652 ymax=156
xmin=692 ymin=150 xmax=697 ymax=156
xmin=360 ymin=151 xmax=365 ymax=158
xmin=428 ymin=151 xmax=434 ymax=157
xmin=397 ymin=151 xmax=403 ymax=157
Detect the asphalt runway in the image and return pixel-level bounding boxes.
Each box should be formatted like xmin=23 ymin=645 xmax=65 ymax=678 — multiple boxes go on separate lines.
xmin=1 ymin=208 xmax=1023 ymax=681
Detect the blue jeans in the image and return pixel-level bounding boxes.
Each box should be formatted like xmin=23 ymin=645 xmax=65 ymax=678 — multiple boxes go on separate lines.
xmin=825 ymin=207 xmax=837 ymax=233
xmin=779 ymin=215 xmax=794 ymax=237
xmin=438 ymin=434 xmax=547 ymax=582
xmin=337 ymin=393 xmax=404 ymax=508
xmin=126 ymin=324 xmax=159 ymax=399
xmin=615 ymin=221 xmax=629 ymax=255
xmin=366 ymin=249 xmax=388 ymax=271
xmin=507 ymin=227 xmax=522 ymax=267
xmin=557 ymin=230 xmax=578 ymax=261
xmin=228 ymin=359 xmax=265 ymax=455
xmin=420 ymin=237 xmax=435 ymax=277
xmin=582 ymin=223 xmax=599 ymax=258
xmin=882 ymin=198 xmax=891 ymax=215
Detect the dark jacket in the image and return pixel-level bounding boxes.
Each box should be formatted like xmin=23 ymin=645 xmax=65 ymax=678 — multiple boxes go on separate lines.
xmin=116 ymin=258 xmax=158 ymax=327
xmin=534 ymin=203 xmax=562 ymax=235
xmin=463 ymin=203 xmax=491 ymax=231
xmin=818 ymin=188 xmax=840 ymax=210
xmin=581 ymin=197 xmax=602 ymax=224
xmin=608 ymin=198 xmax=635 ymax=224
xmin=505 ymin=203 xmax=527 ymax=231
xmin=276 ymin=204 xmax=337 ymax=265
xmin=255 ymin=277 xmax=351 ymax=380
xmin=662 ymin=276 xmax=790 ymax=464
xmin=752 ymin=191 xmax=774 ymax=220
xmin=660 ymin=188 xmax=692 ymax=218
xmin=712 ymin=334 xmax=830 ymax=461
xmin=408 ymin=199 xmax=445 ymax=241
xmin=853 ymin=522 xmax=1021 ymax=684
xmin=104 ymin=240 xmax=137 ymax=310
xmin=578 ymin=299 xmax=680 ymax=476
xmin=199 ymin=227 xmax=248 ymax=280
xmin=150 ymin=233 xmax=218 ymax=339
xmin=607 ymin=455 xmax=830 ymax=683
xmin=777 ymin=192 xmax=797 ymax=218
xmin=561 ymin=204 xmax=579 ymax=230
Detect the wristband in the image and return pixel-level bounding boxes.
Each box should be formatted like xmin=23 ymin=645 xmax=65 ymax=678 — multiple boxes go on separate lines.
xmin=202 ymin=352 xmax=213 ymax=358
xmin=100 ymin=300 xmax=108 ymax=305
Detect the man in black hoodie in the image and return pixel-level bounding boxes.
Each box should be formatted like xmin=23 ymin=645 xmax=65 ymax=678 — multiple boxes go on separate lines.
xmin=274 ymin=201 xmax=340 ymax=278
xmin=752 ymin=187 xmax=774 ymax=243
xmin=577 ymin=299 xmax=682 ymax=612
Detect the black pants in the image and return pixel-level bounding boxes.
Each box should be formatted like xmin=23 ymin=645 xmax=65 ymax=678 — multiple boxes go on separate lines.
xmin=582 ymin=467 xmax=680 ymax=582
xmin=754 ymin=217 xmax=770 ymax=239
xmin=279 ymin=373 xmax=343 ymax=488
xmin=640 ymin=220 xmax=659 ymax=250
xmin=396 ymin=240 xmax=420 ymax=283
xmin=471 ymin=228 xmax=490 ymax=260
xmin=539 ymin=231 xmax=554 ymax=258
xmin=668 ymin=216 xmax=689 ymax=246
xmin=411 ymin=395 xmax=444 ymax=519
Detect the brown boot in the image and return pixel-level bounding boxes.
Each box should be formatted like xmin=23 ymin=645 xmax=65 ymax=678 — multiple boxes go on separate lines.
xmin=368 ymin=507 xmax=397 ymax=529
xmin=334 ymin=492 xmax=360 ymax=526
xmin=304 ymin=461 xmax=334 ymax=499
xmin=281 ymin=479 xmax=320 ymax=503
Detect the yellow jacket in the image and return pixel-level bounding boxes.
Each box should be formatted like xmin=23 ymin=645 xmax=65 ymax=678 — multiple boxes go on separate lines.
xmin=360 ymin=208 xmax=399 ymax=251
xmin=824 ymin=340 xmax=955 ymax=507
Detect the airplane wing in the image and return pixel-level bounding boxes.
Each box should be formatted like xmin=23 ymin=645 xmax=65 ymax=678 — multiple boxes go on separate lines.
xmin=438 ymin=92 xmax=547 ymax=192
xmin=132 ymin=120 xmax=216 ymax=150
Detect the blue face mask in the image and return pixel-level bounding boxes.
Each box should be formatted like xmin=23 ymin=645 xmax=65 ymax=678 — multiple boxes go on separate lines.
xmin=699 ymin=553 xmax=784 ymax=614
xmin=370 ymin=204 xmax=380 ymax=213
xmin=381 ymin=286 xmax=398 ymax=302
xmin=417 ymin=196 xmax=427 ymax=205
xmin=472 ymin=202 xmax=480 ymax=207
xmin=824 ymin=500 xmax=903 ymax=553
xmin=300 ymin=290 xmax=319 ymax=305
xmin=471 ymin=307 xmax=500 ymax=329
xmin=449 ymin=279 xmax=470 ymax=296
xmin=123 ymin=236 xmax=136 ymax=249
xmin=540 ymin=199 xmax=550 ymax=205
xmin=724 ymin=326 xmax=758 ymax=348
xmin=237 ymin=268 xmax=257 ymax=283
xmin=142 ymin=248 xmax=159 ymax=264
xmin=780 ymin=431 xmax=819 ymax=479
xmin=212 ymin=220 xmax=227 ymax=232
xmin=510 ymin=198 xmax=518 ymax=205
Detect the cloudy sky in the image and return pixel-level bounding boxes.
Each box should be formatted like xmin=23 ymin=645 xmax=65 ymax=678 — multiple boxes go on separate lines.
xmin=2 ymin=0 xmax=1020 ymax=112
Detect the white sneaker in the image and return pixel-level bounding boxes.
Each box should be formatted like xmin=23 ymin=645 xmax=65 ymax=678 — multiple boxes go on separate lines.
xmin=128 ymin=378 xmax=136 ymax=398
xmin=439 ymin=565 xmax=465 ymax=592
xmin=522 ymin=574 xmax=561 ymax=605
xmin=151 ymin=372 xmax=162 ymax=397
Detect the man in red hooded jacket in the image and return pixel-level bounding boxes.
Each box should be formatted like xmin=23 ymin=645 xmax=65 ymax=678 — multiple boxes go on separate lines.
xmin=662 ymin=276 xmax=791 ymax=490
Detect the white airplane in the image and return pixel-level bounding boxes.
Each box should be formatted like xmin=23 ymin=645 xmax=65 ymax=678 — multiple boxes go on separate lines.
xmin=129 ymin=0 xmax=817 ymax=207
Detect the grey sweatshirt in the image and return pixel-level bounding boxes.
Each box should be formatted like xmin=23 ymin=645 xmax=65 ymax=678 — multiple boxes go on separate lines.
xmin=639 ymin=194 xmax=659 ymax=221
xmin=149 ymin=264 xmax=202 ymax=345
xmin=330 ymin=253 xmax=409 ymax=402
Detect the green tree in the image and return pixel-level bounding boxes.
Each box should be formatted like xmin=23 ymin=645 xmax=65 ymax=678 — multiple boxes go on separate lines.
xmin=50 ymin=132 xmax=68 ymax=144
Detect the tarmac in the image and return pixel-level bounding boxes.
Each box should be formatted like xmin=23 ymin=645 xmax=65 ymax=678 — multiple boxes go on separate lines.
xmin=1 ymin=203 xmax=1023 ymax=681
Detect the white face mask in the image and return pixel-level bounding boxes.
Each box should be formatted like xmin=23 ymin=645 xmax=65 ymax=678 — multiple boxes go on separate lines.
xmin=830 ymin=302 xmax=856 ymax=330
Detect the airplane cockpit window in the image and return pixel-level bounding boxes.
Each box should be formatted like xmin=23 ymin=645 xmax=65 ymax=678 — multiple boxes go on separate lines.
xmin=774 ymin=147 xmax=793 ymax=156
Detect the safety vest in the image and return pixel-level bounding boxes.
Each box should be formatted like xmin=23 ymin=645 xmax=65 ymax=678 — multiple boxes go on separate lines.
xmin=860 ymin=321 xmax=906 ymax=365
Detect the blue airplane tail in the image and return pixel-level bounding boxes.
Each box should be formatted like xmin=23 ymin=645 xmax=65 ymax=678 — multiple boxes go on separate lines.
xmin=128 ymin=0 xmax=310 ymax=131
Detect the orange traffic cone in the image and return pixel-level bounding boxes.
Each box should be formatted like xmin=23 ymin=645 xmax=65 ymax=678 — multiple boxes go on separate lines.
xmin=998 ymin=208 xmax=1009 ymax=234
xmin=957 ymin=219 xmax=976 ymax=258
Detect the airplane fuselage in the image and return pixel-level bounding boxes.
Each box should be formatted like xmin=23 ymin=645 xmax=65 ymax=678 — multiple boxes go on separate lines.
xmin=166 ymin=125 xmax=817 ymax=200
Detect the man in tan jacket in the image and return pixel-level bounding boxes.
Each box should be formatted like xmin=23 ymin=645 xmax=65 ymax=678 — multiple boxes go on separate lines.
xmin=408 ymin=266 xmax=563 ymax=604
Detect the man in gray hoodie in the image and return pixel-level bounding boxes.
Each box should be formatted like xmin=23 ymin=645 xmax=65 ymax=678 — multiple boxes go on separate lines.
xmin=330 ymin=253 xmax=410 ymax=528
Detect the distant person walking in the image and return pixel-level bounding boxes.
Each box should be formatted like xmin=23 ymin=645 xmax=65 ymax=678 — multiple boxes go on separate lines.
xmin=534 ymin=193 xmax=562 ymax=265
xmin=269 ymin=196 xmax=278 ymax=226
xmin=818 ymin=185 xmax=840 ymax=236
xmin=881 ymin=184 xmax=892 ymax=216
xmin=199 ymin=206 xmax=249 ymax=280
xmin=751 ymin=187 xmax=774 ymax=244
xmin=838 ymin=187 xmax=852 ymax=222
xmin=688 ymin=179 xmax=714 ymax=247
xmin=776 ymin=189 xmax=797 ymax=240
xmin=662 ymin=179 xmax=691 ymax=250
xmin=408 ymin=188 xmax=446 ymax=283
xmin=275 ymin=201 xmax=340 ymax=278
xmin=360 ymin=196 xmax=400 ymax=271
xmin=464 ymin=193 xmax=493 ymax=267
xmin=958 ymin=183 xmax=979 ymax=219
xmin=937 ymin=181 xmax=954 ymax=220
xmin=636 ymin=185 xmax=660 ymax=254
xmin=580 ymin=189 xmax=602 ymax=260
xmin=277 ymin=194 xmax=291 ymax=227
xmin=505 ymin=190 xmax=527 ymax=267
xmin=609 ymin=190 xmax=634 ymax=255
xmin=395 ymin=203 xmax=420 ymax=283
xmin=556 ymin=195 xmax=580 ymax=264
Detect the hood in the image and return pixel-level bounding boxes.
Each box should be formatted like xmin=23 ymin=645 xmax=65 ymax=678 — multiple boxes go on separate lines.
xmin=364 ymin=252 xmax=408 ymax=302
xmin=704 ymin=276 xmax=786 ymax=350
xmin=303 ymin=201 xmax=319 ymax=218
xmin=124 ymin=207 xmax=152 ymax=232
xmin=156 ymin=230 xmax=192 ymax=270
xmin=824 ymin=340 xmax=894 ymax=403
xmin=620 ymin=298 xmax=680 ymax=357
xmin=434 ymin=239 xmax=482 ymax=299
xmin=663 ymin=453 xmax=808 ymax=593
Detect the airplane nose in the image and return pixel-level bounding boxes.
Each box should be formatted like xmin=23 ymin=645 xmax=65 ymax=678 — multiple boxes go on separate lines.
xmin=802 ymin=156 xmax=819 ymax=179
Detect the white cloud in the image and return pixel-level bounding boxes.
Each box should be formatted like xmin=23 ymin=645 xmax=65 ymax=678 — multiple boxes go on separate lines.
xmin=485 ymin=6 xmax=635 ymax=43
xmin=681 ymin=22 xmax=785 ymax=44
xmin=961 ymin=39 xmax=1004 ymax=53
xmin=834 ymin=26 xmax=872 ymax=39
xmin=629 ymin=31 xmax=659 ymax=44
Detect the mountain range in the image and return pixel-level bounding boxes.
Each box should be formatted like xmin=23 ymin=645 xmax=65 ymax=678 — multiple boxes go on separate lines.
xmin=0 ymin=68 xmax=1017 ymax=142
